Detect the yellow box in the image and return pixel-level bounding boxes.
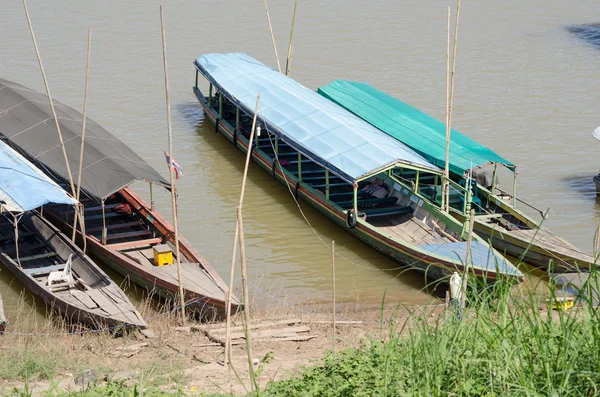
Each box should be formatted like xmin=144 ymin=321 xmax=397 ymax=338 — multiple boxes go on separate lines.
xmin=153 ymin=244 xmax=173 ymax=266
xmin=547 ymin=296 xmax=575 ymax=311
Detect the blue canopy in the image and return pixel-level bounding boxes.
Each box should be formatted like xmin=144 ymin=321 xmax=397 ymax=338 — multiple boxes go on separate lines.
xmin=194 ymin=53 xmax=441 ymax=183
xmin=0 ymin=141 xmax=76 ymax=212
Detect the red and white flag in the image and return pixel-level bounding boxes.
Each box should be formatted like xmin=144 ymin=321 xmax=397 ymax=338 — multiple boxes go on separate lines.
xmin=164 ymin=151 xmax=184 ymax=180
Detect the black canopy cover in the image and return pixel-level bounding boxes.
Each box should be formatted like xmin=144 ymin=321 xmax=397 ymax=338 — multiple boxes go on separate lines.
xmin=0 ymin=78 xmax=169 ymax=202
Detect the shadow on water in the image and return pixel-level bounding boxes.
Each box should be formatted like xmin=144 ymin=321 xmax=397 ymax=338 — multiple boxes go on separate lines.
xmin=560 ymin=174 xmax=597 ymax=198
xmin=566 ymin=23 xmax=600 ymax=48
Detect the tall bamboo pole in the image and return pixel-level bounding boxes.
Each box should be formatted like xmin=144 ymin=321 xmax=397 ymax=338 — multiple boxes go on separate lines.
xmin=237 ymin=207 xmax=257 ymax=391
xmin=263 ymin=0 xmax=282 ymax=73
xmin=23 ymin=0 xmax=76 ymax=198
xmin=72 ymin=27 xmax=92 ymax=242
xmin=448 ymin=0 xmax=461 ymax=200
xmin=160 ymin=5 xmax=186 ymax=325
xmin=443 ymin=7 xmax=451 ymax=212
xmin=224 ymin=94 xmax=261 ymax=365
xmin=285 ymin=0 xmax=298 ymax=76
xmin=462 ymin=208 xmax=475 ymax=309
xmin=332 ymin=240 xmax=336 ymax=353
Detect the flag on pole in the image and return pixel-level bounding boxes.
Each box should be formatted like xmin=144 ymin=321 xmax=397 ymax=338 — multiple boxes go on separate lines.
xmin=164 ymin=151 xmax=184 ymax=180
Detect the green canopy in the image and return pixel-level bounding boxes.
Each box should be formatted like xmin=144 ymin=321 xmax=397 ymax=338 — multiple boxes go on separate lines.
xmin=318 ymin=80 xmax=515 ymax=176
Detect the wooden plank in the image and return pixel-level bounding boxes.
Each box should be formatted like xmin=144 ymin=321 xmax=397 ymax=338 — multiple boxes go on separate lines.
xmin=16 ymin=252 xmax=57 ymax=262
xmin=204 ymin=318 xmax=301 ymax=333
xmin=71 ymin=290 xmax=99 ymax=309
xmin=231 ymin=334 xmax=316 ymax=345
xmin=211 ymin=325 xmax=310 ymax=340
xmin=23 ymin=263 xmax=65 ymax=275
xmin=104 ymin=230 xmax=151 ymax=241
xmin=87 ymin=289 xmax=122 ymax=316
xmin=87 ymin=221 xmax=142 ymax=233
xmin=85 ymin=212 xmax=128 ymax=221
xmin=107 ymin=237 xmax=162 ymax=250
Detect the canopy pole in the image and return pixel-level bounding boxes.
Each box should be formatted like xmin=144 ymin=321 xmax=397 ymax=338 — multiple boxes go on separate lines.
xmin=297 ymin=153 xmax=302 ymax=182
xmin=443 ymin=6 xmax=451 ymax=212
xmin=208 ymin=83 xmax=213 ymax=107
xmin=285 ymin=0 xmax=298 ymax=76
xmin=78 ymin=204 xmax=87 ymax=253
xmin=150 ymin=183 xmax=155 ymax=211
xmin=13 ymin=216 xmax=22 ymax=268
xmin=224 ymin=93 xmax=261 ymax=367
xmin=512 ymin=172 xmax=517 ymax=209
xmin=22 ymin=0 xmax=76 ymax=198
xmin=160 ymin=5 xmax=186 ymax=325
xmin=325 ymin=169 xmax=330 ymax=201
xmin=462 ymin=208 xmax=475 ymax=309
xmin=491 ymin=163 xmax=498 ymax=193
xmin=195 ymin=69 xmax=199 ymax=88
xmin=353 ymin=182 xmax=358 ymax=214
xmin=236 ymin=107 xmax=240 ymax=134
xmin=219 ymin=91 xmax=223 ymax=117
xmin=101 ymin=199 xmax=107 ymax=245
xmin=263 ymin=0 xmax=282 ymax=73
xmin=72 ymin=26 xmax=92 ymax=243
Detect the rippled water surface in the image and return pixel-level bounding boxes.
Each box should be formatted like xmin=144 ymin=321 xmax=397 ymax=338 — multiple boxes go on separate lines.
xmin=1 ymin=0 xmax=600 ymax=324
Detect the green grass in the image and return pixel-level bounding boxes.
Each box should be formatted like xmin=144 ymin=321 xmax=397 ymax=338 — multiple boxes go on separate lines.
xmin=251 ymin=270 xmax=600 ymax=396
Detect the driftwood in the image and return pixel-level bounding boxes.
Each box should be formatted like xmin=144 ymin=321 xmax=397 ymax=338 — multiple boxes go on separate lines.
xmin=203 ymin=319 xmax=310 ymax=346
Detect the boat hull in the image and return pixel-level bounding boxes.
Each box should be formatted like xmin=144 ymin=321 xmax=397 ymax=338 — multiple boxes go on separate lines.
xmin=194 ymin=88 xmax=515 ymax=284
xmin=46 ymin=188 xmax=237 ymax=317
xmin=0 ymin=212 xmax=146 ymax=329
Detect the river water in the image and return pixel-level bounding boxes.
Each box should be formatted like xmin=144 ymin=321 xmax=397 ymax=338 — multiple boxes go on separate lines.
xmin=1 ymin=0 xmax=599 ymax=325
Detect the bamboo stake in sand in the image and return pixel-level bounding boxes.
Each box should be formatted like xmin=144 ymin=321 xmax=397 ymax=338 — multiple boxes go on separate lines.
xmin=263 ymin=0 xmax=282 ymax=73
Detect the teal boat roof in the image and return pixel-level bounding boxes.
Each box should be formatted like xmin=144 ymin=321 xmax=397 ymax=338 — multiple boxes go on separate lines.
xmin=0 ymin=141 xmax=76 ymax=213
xmin=318 ymin=80 xmax=515 ymax=176
xmin=194 ymin=53 xmax=441 ymax=183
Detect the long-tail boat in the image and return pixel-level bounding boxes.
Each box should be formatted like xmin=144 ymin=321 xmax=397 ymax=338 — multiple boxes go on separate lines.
xmin=0 ymin=141 xmax=146 ymax=329
xmin=192 ymin=52 xmax=522 ymax=284
xmin=318 ymin=80 xmax=594 ymax=272
xmin=0 ymin=78 xmax=238 ymax=317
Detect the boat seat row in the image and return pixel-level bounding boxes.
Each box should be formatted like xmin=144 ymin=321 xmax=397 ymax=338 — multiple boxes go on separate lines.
xmin=23 ymin=262 xmax=65 ymax=276
xmin=361 ymin=206 xmax=413 ymax=218
xmin=336 ymin=196 xmax=398 ymax=209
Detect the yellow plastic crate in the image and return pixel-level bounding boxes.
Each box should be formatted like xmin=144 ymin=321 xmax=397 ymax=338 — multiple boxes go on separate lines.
xmin=547 ymin=296 xmax=575 ymax=311
xmin=153 ymin=244 xmax=173 ymax=266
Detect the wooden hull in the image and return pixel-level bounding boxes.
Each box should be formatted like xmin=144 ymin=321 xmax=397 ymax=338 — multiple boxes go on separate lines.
xmin=0 ymin=212 xmax=146 ymax=329
xmin=46 ymin=188 xmax=237 ymax=317
xmin=194 ymin=88 xmax=519 ymax=284
xmin=452 ymin=190 xmax=594 ymax=272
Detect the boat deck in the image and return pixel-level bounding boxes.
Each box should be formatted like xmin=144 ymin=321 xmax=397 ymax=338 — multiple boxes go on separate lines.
xmin=510 ymin=227 xmax=592 ymax=266
xmin=367 ymin=212 xmax=452 ymax=245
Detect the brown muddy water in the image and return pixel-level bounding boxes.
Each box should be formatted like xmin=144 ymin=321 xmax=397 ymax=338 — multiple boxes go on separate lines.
xmin=0 ymin=0 xmax=599 ymax=327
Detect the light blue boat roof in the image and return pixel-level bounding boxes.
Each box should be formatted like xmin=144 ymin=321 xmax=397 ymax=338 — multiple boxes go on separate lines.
xmin=0 ymin=142 xmax=76 ymax=212
xmin=420 ymin=241 xmax=521 ymax=276
xmin=194 ymin=53 xmax=441 ymax=183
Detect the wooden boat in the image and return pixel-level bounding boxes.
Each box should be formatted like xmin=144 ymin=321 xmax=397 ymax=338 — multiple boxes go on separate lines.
xmin=192 ymin=52 xmax=523 ymax=284
xmin=0 ymin=291 xmax=6 ymax=333
xmin=0 ymin=142 xmax=146 ymax=329
xmin=0 ymin=78 xmax=238 ymax=317
xmin=318 ymin=80 xmax=595 ymax=272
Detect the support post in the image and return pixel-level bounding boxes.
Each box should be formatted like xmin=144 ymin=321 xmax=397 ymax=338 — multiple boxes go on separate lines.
xmin=101 ymin=200 xmax=107 ymax=245
xmin=491 ymin=163 xmax=498 ymax=192
xmin=160 ymin=5 xmax=186 ymax=325
xmin=236 ymin=107 xmax=240 ymax=133
xmin=462 ymin=208 xmax=475 ymax=309
xmin=208 ymin=83 xmax=213 ymax=107
xmin=218 ymin=91 xmax=223 ymax=117
xmin=512 ymin=172 xmax=517 ymax=209
xmin=224 ymin=94 xmax=261 ymax=366
xmin=297 ymin=153 xmax=302 ymax=182
xmin=353 ymin=183 xmax=358 ymax=214
xmin=150 ymin=183 xmax=155 ymax=211
xmin=72 ymin=26 xmax=92 ymax=243
xmin=332 ymin=240 xmax=336 ymax=353
xmin=325 ymin=169 xmax=330 ymax=201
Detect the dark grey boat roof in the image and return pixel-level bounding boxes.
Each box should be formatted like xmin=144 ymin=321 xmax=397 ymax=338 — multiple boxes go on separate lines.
xmin=0 ymin=78 xmax=169 ymax=202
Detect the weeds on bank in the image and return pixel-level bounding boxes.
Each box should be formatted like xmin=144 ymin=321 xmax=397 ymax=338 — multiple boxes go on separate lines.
xmin=252 ymin=269 xmax=600 ymax=396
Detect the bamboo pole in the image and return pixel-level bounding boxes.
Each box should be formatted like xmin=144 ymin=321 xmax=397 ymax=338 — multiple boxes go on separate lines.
xmin=224 ymin=93 xmax=261 ymax=365
xmin=160 ymin=5 xmax=186 ymax=325
xmin=23 ymin=0 xmax=76 ymax=198
xmin=237 ymin=207 xmax=257 ymax=391
xmin=285 ymin=0 xmax=298 ymax=76
xmin=462 ymin=208 xmax=475 ymax=309
xmin=448 ymin=0 xmax=461 ymax=195
xmin=263 ymin=0 xmax=282 ymax=73
xmin=443 ymin=7 xmax=451 ymax=212
xmin=72 ymin=27 xmax=92 ymax=242
xmin=332 ymin=240 xmax=336 ymax=353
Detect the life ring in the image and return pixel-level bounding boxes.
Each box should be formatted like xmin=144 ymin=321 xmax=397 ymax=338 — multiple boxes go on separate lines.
xmin=345 ymin=208 xmax=357 ymax=229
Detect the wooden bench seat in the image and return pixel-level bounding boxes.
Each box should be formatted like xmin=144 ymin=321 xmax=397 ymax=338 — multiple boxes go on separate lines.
xmin=98 ymin=230 xmax=152 ymax=241
xmin=87 ymin=221 xmax=143 ymax=233
xmin=107 ymin=237 xmax=162 ymax=250
xmin=336 ymin=196 xmax=398 ymax=209
xmin=361 ymin=206 xmax=413 ymax=218
xmin=85 ymin=212 xmax=129 ymax=221
xmin=16 ymin=252 xmax=58 ymax=262
xmin=23 ymin=263 xmax=65 ymax=276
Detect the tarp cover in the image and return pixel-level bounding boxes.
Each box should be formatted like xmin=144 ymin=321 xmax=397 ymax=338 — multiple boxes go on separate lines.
xmin=0 ymin=141 xmax=76 ymax=212
xmin=0 ymin=78 xmax=169 ymax=202
xmin=318 ymin=80 xmax=515 ymax=176
xmin=195 ymin=53 xmax=440 ymax=183
xmin=420 ymin=241 xmax=521 ymax=276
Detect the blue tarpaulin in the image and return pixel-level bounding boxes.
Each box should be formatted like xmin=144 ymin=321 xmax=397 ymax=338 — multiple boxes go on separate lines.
xmin=194 ymin=53 xmax=441 ymax=183
xmin=0 ymin=142 xmax=76 ymax=212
